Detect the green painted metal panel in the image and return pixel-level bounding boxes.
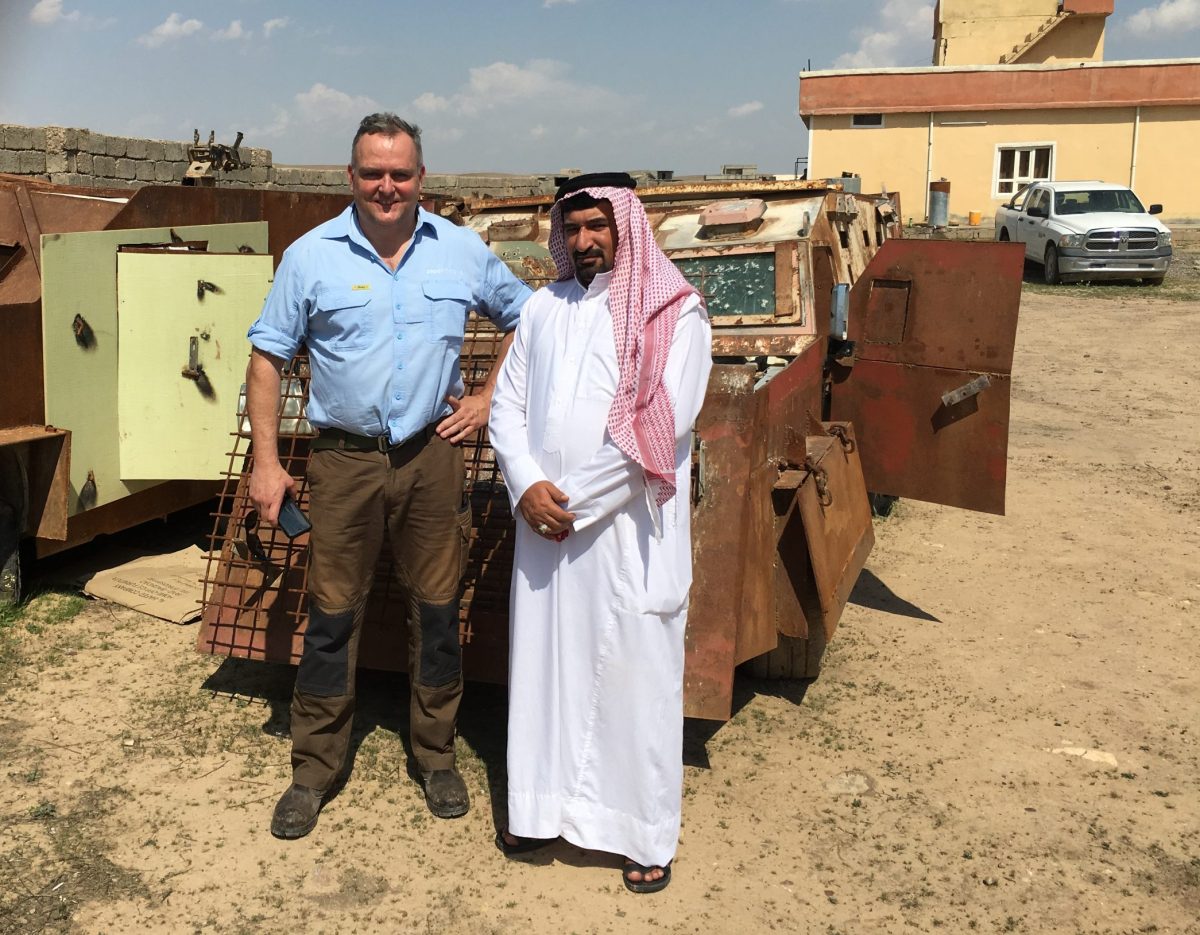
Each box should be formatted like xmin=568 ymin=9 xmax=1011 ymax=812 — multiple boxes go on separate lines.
xmin=117 ymin=252 xmax=273 ymax=480
xmin=40 ymin=223 xmax=268 ymax=514
xmin=673 ymin=253 xmax=776 ymax=317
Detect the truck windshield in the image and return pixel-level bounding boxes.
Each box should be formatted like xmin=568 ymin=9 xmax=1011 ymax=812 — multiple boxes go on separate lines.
xmin=1054 ymin=189 xmax=1146 ymax=215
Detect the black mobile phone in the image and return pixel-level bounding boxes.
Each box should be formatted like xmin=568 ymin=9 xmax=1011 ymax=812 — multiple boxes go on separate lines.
xmin=277 ymin=494 xmax=312 ymax=538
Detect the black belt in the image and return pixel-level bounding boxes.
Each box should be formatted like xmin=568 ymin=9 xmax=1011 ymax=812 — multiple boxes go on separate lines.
xmin=312 ymin=424 xmax=436 ymax=452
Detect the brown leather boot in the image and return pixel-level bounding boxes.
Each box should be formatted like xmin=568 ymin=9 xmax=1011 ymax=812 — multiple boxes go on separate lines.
xmin=422 ymin=768 xmax=470 ymax=819
xmin=270 ymin=783 xmax=325 ymax=839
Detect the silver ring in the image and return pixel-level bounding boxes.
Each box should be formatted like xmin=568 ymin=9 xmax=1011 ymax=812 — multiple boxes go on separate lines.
xmin=536 ymin=523 xmax=551 ymax=535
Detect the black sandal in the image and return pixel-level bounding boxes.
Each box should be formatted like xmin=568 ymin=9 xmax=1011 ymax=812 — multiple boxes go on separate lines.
xmin=495 ymin=828 xmax=556 ymax=856
xmin=623 ymin=859 xmax=672 ymax=893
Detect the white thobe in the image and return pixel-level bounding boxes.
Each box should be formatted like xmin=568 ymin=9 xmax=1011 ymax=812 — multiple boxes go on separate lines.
xmin=488 ymin=270 xmax=712 ymax=867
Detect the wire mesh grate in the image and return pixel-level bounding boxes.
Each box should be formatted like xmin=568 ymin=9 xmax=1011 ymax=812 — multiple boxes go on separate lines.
xmin=197 ymin=315 xmax=515 ymax=683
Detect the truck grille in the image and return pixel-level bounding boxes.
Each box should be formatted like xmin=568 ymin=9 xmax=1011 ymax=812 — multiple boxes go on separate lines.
xmin=1086 ymin=229 xmax=1159 ymax=252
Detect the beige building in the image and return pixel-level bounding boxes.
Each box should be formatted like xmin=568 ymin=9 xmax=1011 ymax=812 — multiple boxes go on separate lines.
xmin=801 ymin=1 xmax=1200 ymax=222
xmin=934 ymin=0 xmax=1110 ymax=66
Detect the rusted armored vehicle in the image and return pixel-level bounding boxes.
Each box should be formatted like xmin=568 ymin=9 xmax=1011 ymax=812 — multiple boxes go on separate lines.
xmin=195 ymin=180 xmax=1023 ymax=720
xmin=0 ymin=170 xmax=1020 ymax=718
xmin=0 ymin=173 xmax=348 ymax=602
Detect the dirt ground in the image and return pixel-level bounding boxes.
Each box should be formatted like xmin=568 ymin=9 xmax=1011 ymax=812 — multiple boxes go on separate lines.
xmin=2 ymin=268 xmax=1198 ymax=934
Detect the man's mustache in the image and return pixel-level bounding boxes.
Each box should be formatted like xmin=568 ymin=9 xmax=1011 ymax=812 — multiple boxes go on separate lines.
xmin=572 ymin=249 xmax=605 ymax=261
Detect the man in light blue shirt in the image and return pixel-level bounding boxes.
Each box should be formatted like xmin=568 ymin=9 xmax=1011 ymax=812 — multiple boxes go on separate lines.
xmin=245 ymin=113 xmax=530 ymax=840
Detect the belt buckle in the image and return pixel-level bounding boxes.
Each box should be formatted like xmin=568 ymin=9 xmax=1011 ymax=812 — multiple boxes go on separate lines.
xmin=376 ymin=434 xmax=389 ymax=453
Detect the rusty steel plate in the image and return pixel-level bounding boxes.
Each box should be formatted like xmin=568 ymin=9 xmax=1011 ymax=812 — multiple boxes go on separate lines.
xmin=683 ymin=364 xmax=760 ymax=721
xmin=795 ymin=426 xmax=874 ymax=641
xmin=107 ymin=186 xmax=350 ymax=266
xmin=831 ymin=360 xmax=1012 ymax=515
xmin=831 ymin=238 xmax=1023 ymax=515
xmin=847 ymin=239 xmax=1023 ymax=373
xmin=762 ymin=340 xmax=825 ymax=465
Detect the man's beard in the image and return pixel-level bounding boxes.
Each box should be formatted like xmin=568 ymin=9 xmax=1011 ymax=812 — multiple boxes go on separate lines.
xmin=573 ymin=250 xmax=607 ymax=268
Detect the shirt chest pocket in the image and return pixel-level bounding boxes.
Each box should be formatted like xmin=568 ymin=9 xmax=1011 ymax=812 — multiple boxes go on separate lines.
xmin=412 ymin=279 xmax=472 ymax=344
xmin=312 ymin=289 xmax=374 ymax=351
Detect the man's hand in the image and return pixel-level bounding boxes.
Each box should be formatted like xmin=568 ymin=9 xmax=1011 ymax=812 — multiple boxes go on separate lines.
xmin=518 ymin=481 xmax=575 ymax=538
xmin=248 ymin=461 xmax=296 ymax=525
xmin=437 ymin=393 xmax=489 ymax=445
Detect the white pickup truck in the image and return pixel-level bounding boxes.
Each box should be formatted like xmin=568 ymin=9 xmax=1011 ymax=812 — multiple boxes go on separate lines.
xmin=994 ymin=181 xmax=1172 ymax=285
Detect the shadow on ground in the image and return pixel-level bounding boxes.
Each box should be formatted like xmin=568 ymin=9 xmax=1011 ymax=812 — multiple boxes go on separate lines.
xmin=201 ymin=658 xmax=512 ymax=823
xmin=849 ymin=568 xmax=939 ymax=622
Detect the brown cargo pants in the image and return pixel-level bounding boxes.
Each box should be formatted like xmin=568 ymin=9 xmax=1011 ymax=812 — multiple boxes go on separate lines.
xmin=289 ymin=428 xmax=470 ymax=791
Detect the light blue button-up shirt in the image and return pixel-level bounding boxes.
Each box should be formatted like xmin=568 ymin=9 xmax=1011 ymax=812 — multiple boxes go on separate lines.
xmin=248 ymin=204 xmax=531 ymax=444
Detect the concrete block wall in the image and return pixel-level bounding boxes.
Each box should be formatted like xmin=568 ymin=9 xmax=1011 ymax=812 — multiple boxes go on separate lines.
xmin=0 ymin=122 xmax=559 ymax=199
xmin=0 ymin=124 xmax=256 ymax=189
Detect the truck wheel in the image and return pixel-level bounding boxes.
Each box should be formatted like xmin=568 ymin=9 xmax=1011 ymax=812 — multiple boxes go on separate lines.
xmin=1043 ymin=244 xmax=1061 ymax=285
xmin=998 ymin=228 xmax=1010 ymax=242
xmin=1142 ymin=276 xmax=1165 ymax=286
xmin=744 ymin=632 xmax=825 ymax=681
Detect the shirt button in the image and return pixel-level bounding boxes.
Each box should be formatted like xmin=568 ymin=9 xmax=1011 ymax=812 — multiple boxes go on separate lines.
xmin=394 ymin=393 xmax=401 ymax=400
xmin=396 ymin=333 xmax=402 ymax=340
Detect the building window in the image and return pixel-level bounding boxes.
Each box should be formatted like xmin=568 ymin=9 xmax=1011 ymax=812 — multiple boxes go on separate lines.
xmin=852 ymin=113 xmax=884 ymax=128
xmin=995 ymin=144 xmax=1053 ymax=197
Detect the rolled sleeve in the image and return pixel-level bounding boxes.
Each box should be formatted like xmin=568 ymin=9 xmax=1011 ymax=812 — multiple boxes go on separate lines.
xmin=477 ymin=247 xmax=532 ymax=332
xmin=247 ymin=248 xmax=307 ymax=361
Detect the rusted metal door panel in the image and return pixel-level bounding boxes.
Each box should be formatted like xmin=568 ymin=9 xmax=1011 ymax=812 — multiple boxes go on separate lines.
xmin=831 ymin=239 xmax=1023 ymax=515
xmin=762 ymin=340 xmax=825 ymax=464
xmin=847 ymin=239 xmax=1022 ymax=372
xmin=684 ymin=365 xmax=759 ymax=721
xmin=795 ymin=426 xmax=874 ymax=640
xmin=833 ymin=359 xmax=1012 ymax=514
xmin=771 ymin=423 xmax=872 ymax=645
xmin=733 ymin=456 xmax=779 ymax=666
xmin=0 ymin=427 xmax=70 ymax=540
xmin=0 ymin=302 xmax=45 ymax=429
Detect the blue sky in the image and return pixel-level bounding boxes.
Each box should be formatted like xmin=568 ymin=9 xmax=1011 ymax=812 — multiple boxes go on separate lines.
xmin=1 ymin=0 xmax=1197 ymax=175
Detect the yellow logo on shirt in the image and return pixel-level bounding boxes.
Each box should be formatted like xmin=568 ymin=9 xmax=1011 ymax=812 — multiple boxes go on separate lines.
xmin=351 ymin=284 xmax=371 ymax=291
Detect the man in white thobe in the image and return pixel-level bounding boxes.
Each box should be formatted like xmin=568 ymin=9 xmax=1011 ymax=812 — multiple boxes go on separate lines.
xmin=488 ymin=173 xmax=712 ymax=893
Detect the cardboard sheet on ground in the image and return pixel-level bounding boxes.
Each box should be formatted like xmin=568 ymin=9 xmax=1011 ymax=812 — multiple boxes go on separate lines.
xmin=82 ymin=545 xmax=206 ymax=624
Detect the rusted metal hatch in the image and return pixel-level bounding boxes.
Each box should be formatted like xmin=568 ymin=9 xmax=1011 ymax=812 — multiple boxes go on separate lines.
xmin=830 ymin=239 xmax=1023 ymax=515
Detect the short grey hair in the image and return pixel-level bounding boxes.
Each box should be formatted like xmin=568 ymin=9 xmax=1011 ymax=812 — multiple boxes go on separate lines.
xmin=351 ymin=112 xmax=423 ymax=167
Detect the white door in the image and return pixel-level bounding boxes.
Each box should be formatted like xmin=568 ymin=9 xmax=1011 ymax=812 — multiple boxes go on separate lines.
xmin=116 ymin=251 xmax=273 ymax=480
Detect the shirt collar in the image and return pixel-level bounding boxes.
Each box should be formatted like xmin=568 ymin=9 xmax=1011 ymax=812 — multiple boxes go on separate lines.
xmin=322 ymin=204 xmax=438 ymax=255
xmin=579 ymin=268 xmax=613 ymax=296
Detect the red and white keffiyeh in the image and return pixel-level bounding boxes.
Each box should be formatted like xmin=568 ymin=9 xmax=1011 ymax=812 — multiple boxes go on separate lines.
xmin=548 ymin=186 xmax=702 ymax=506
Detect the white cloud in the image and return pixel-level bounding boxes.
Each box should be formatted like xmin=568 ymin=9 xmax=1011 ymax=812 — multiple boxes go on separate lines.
xmin=263 ymin=16 xmax=290 ymax=38
xmin=137 ymin=13 xmax=204 ymax=48
xmin=531 ymin=124 xmax=548 ymax=139
xmin=245 ymin=83 xmax=379 ymax=149
xmin=413 ymin=92 xmax=450 ymax=114
xmin=30 ymin=0 xmax=80 ymax=25
xmin=834 ymin=0 xmax=934 ymax=68
xmin=294 ymin=83 xmax=379 ymax=123
xmin=544 ymin=0 xmax=580 ymax=6
xmin=413 ymin=59 xmax=622 ymax=118
xmin=213 ymin=20 xmax=250 ymax=41
xmin=1125 ymin=0 xmax=1200 ymax=35
xmin=728 ymin=100 xmax=764 ymax=118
